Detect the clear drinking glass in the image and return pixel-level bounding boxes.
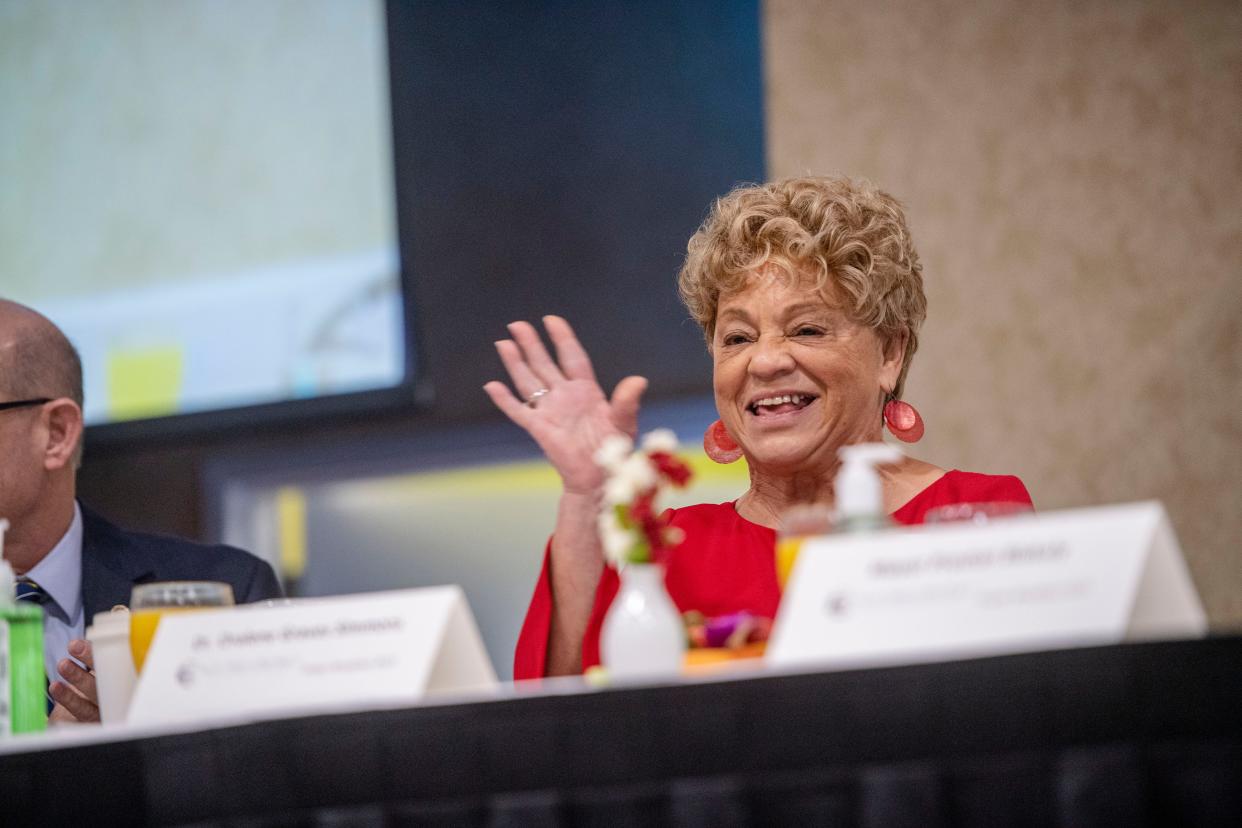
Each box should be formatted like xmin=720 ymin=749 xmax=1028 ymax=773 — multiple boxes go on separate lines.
xmin=922 ymin=501 xmax=1034 ymax=525
xmin=776 ymin=504 xmax=834 ymax=589
xmin=129 ymin=581 xmax=234 ymax=673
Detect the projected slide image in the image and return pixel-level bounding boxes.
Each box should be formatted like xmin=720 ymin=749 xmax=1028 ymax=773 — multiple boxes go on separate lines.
xmin=30 ymin=250 xmax=403 ymax=424
xmin=1 ymin=0 xmax=405 ymax=425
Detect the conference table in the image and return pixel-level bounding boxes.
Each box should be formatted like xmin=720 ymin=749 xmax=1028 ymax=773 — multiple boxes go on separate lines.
xmin=2 ymin=637 xmax=1239 ymax=826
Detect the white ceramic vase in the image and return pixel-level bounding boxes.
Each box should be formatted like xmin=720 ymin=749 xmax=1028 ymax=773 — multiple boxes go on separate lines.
xmin=600 ymin=562 xmax=686 ymax=678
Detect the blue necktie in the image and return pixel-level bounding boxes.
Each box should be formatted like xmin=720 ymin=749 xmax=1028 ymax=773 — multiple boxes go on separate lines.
xmin=14 ymin=579 xmax=55 ymax=714
xmin=14 ymin=578 xmax=48 ymax=604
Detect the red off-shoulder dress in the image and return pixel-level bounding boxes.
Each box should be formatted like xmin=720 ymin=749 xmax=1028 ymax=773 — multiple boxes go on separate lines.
xmin=513 ymin=470 xmax=1032 ymax=680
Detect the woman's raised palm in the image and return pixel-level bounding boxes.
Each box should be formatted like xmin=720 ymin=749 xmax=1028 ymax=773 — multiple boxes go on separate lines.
xmin=483 ymin=316 xmax=647 ymax=494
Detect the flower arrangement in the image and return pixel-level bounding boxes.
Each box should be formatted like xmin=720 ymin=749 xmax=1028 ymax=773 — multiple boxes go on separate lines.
xmin=594 ymin=429 xmax=693 ymax=567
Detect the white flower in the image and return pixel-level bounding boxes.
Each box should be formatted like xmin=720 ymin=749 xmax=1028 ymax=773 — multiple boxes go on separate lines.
xmin=604 ymin=473 xmax=640 ymax=505
xmin=597 ymin=509 xmax=632 ymax=567
xmin=601 ymin=450 xmax=658 ymax=505
xmin=593 ymin=434 xmax=634 ymax=472
xmin=593 ymin=426 xmax=693 ymax=566
xmin=618 ymin=452 xmax=657 ymax=491
xmin=640 ymin=428 xmax=679 ymax=454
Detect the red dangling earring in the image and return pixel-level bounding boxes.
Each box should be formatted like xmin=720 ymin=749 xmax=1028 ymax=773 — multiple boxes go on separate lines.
xmin=703 ymin=419 xmax=743 ymax=464
xmin=883 ymin=395 xmax=925 ymax=443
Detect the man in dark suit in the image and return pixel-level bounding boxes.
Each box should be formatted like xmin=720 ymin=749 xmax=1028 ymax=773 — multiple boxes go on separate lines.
xmin=0 ymin=299 xmax=282 ymax=723
xmin=78 ymin=506 xmax=281 ymax=624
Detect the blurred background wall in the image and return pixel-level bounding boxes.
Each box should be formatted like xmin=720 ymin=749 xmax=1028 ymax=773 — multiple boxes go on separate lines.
xmin=762 ymin=0 xmax=1242 ymax=627
xmin=8 ymin=0 xmax=1234 ymax=675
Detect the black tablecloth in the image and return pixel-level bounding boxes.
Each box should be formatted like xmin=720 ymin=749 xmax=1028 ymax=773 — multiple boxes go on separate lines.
xmin=4 ymin=637 xmax=1241 ymax=826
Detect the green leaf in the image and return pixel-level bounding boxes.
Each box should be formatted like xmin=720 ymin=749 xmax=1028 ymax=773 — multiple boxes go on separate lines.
xmin=626 ymin=540 xmax=651 ymax=564
xmin=614 ymin=503 xmax=633 ymax=529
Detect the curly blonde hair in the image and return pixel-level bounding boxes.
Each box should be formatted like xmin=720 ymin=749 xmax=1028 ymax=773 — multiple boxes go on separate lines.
xmin=678 ymin=176 xmax=927 ymax=397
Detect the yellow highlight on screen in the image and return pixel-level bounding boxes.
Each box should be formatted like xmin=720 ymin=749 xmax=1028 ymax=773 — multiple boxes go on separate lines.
xmin=105 ymin=345 xmax=184 ymax=420
xmin=275 ymin=486 xmax=308 ymax=581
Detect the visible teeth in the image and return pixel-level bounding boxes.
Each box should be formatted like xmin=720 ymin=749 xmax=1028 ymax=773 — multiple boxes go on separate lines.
xmin=754 ymin=394 xmax=806 ymax=407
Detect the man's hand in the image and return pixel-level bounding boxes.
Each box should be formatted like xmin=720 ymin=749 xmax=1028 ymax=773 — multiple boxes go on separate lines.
xmin=49 ymin=639 xmax=100 ymax=724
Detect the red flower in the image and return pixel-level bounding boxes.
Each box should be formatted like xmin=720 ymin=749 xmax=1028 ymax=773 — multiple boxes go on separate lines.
xmin=626 ymin=490 xmax=662 ymax=556
xmin=599 ymin=435 xmax=696 ymax=566
xmin=648 ymin=451 xmax=692 ymax=487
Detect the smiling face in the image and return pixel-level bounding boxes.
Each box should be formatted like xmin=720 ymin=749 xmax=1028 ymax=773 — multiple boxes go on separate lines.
xmin=711 ymin=270 xmax=906 ymax=474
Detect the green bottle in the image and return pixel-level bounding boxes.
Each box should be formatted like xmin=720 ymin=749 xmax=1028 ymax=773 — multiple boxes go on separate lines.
xmin=0 ymin=518 xmax=47 ymax=736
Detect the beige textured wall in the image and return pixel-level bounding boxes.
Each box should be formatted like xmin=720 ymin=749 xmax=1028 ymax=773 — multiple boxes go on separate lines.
xmin=763 ymin=0 xmax=1242 ymax=626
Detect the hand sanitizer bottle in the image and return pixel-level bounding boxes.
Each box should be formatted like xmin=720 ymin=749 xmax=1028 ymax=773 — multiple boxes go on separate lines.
xmin=835 ymin=443 xmax=904 ymax=533
xmin=0 ymin=518 xmax=47 ymax=736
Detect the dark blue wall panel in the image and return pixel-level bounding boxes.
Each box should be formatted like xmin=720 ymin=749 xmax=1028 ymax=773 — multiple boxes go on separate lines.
xmin=388 ymin=0 xmax=765 ymax=409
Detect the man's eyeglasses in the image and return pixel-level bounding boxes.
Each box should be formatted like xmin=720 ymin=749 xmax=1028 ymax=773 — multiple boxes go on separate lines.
xmin=0 ymin=398 xmax=51 ymax=412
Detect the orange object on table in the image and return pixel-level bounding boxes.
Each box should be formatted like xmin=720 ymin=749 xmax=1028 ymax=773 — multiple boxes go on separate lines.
xmin=129 ymin=606 xmax=210 ymax=674
xmin=682 ymin=642 xmax=767 ymax=675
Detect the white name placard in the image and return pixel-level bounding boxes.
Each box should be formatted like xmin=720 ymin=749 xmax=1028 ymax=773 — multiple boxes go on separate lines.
xmin=128 ymin=585 xmax=497 ymax=726
xmin=767 ymin=501 xmax=1206 ymax=671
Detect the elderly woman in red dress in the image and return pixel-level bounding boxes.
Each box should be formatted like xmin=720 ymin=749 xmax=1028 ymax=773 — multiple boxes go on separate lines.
xmin=485 ymin=176 xmax=1031 ymax=679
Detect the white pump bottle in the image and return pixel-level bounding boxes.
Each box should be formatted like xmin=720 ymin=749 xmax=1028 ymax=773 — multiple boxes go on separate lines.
xmin=835 ymin=443 xmax=904 ymax=532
